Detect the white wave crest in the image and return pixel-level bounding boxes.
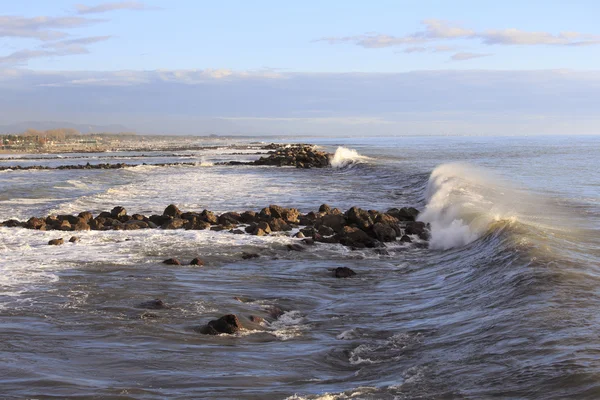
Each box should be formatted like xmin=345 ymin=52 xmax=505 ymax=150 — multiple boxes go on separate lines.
xmin=419 ymin=163 xmax=516 ymax=250
xmin=330 ymin=147 xmax=369 ymax=168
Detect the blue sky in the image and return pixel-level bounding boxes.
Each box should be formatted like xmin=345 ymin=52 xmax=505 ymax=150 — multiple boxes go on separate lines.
xmin=1 ymin=1 xmax=599 ymax=135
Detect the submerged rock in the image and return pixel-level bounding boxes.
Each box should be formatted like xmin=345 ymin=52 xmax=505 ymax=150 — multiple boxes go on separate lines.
xmin=163 ymin=258 xmax=181 ymax=265
xmin=69 ymin=236 xmax=80 ymax=243
xmin=198 ymin=314 xmax=242 ymax=335
xmin=137 ymin=299 xmax=168 ymax=310
xmin=48 ymin=238 xmax=64 ymax=245
xmin=333 ymin=267 xmax=357 ymax=278
xmin=190 ymin=257 xmax=205 ymax=266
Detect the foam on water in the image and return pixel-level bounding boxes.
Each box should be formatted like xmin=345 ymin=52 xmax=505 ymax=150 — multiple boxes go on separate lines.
xmin=330 ymin=147 xmax=370 ymax=168
xmin=419 ymin=163 xmax=567 ymax=250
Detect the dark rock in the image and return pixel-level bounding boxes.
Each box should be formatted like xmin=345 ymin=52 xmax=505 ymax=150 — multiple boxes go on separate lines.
xmin=240 ymin=211 xmax=257 ymax=224
xmin=333 ymin=267 xmax=357 ymax=278
xmin=405 ymin=221 xmax=430 ymax=240
xmin=200 ymin=210 xmax=218 ymax=224
xmin=149 ymin=214 xmax=171 ymax=226
xmin=319 ymin=214 xmax=346 ymax=234
xmin=218 ymin=212 xmax=242 ymax=226
xmin=163 ymin=258 xmax=181 ymax=265
xmin=199 ymin=314 xmax=242 ymax=335
xmin=242 ymin=252 xmax=259 ymax=260
xmin=110 ymin=206 xmax=127 ymax=218
xmin=124 ymin=220 xmax=149 ymax=230
xmin=400 ymin=235 xmax=412 ymax=243
xmin=249 ymin=315 xmax=264 ymax=324
xmin=163 ymin=204 xmax=182 ymax=218
xmin=69 ymin=236 xmax=80 ymax=243
xmin=269 ymin=218 xmax=291 ymax=232
xmin=73 ymin=221 xmax=91 ymax=231
xmin=372 ymin=222 xmax=397 ymax=242
xmin=346 ymin=206 xmax=373 ymax=230
xmin=319 ymin=203 xmax=332 ymax=213
xmin=137 ymin=299 xmax=168 ymax=310
xmin=162 ymin=218 xmax=186 ymax=229
xmin=78 ymin=211 xmax=94 ymax=222
xmin=97 ymin=211 xmax=113 ymax=219
xmin=48 ymin=238 xmax=64 ymax=245
xmin=302 ymin=238 xmax=315 ymax=245
xmin=25 ymin=217 xmax=45 ymax=230
xmin=387 ymin=207 xmax=420 ymax=222
xmin=287 ymin=243 xmax=305 ymax=251
xmin=318 ymin=225 xmax=335 ymax=236
xmin=190 ymin=257 xmax=205 ymax=266
xmin=58 ymin=220 xmax=72 ymax=231
xmin=231 ymin=229 xmax=245 ymax=234
xmin=293 ymin=231 xmax=305 ymax=239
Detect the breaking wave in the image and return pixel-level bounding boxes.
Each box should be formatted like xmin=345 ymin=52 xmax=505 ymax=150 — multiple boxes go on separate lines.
xmin=330 ymin=147 xmax=370 ymax=168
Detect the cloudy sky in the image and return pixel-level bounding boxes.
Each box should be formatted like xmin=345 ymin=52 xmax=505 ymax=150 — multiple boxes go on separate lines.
xmin=1 ymin=0 xmax=599 ymax=135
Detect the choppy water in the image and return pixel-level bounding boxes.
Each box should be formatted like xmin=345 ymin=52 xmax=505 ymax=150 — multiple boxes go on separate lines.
xmin=0 ymin=135 xmax=599 ymax=399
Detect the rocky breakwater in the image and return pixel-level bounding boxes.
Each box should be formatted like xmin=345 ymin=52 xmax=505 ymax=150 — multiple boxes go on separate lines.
xmin=224 ymin=144 xmax=331 ymax=168
xmin=1 ymin=203 xmax=429 ymax=249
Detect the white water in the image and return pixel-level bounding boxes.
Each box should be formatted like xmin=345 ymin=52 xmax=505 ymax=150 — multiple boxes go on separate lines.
xmin=419 ymin=163 xmax=520 ymax=250
xmin=330 ymin=147 xmax=369 ymax=168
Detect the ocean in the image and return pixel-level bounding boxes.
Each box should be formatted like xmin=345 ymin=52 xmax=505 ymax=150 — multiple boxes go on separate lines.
xmin=0 ymin=135 xmax=599 ymax=399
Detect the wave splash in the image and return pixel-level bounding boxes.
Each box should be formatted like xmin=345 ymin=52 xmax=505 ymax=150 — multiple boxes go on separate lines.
xmin=330 ymin=147 xmax=370 ymax=168
xmin=419 ymin=163 xmax=523 ymax=250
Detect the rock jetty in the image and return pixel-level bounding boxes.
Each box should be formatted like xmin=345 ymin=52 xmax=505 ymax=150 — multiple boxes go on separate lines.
xmin=2 ymin=203 xmax=429 ymax=250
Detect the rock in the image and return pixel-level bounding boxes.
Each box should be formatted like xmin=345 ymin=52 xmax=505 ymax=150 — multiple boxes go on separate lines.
xmin=58 ymin=220 xmax=72 ymax=231
xmin=163 ymin=204 xmax=182 ymax=218
xmin=293 ymin=231 xmax=305 ymax=239
xmin=269 ymin=218 xmax=291 ymax=232
xmin=162 ymin=218 xmax=186 ymax=229
xmin=240 ymin=211 xmax=257 ymax=224
xmin=230 ymin=229 xmax=245 ymax=234
xmin=110 ymin=206 xmax=127 ymax=218
xmin=190 ymin=257 xmax=205 ymax=266
xmin=200 ymin=210 xmax=218 ymax=224
xmin=372 ymin=222 xmax=397 ymax=242
xmin=253 ymin=228 xmax=267 ymax=236
xmin=48 ymin=238 xmax=64 ymax=245
xmin=346 ymin=206 xmax=373 ymax=230
xmin=287 ymin=243 xmax=305 ymax=251
xmin=137 ymin=299 xmax=168 ymax=310
xmin=69 ymin=236 xmax=80 ymax=243
xmin=387 ymin=207 xmax=420 ymax=222
xmin=400 ymin=235 xmax=412 ymax=243
xmin=375 ymin=213 xmax=402 ymax=236
xmin=333 ymin=267 xmax=356 ymax=278
xmin=218 ymin=212 xmax=242 ymax=226
xmin=300 ymin=227 xmax=316 ymax=237
xmin=318 ymin=225 xmax=335 ymax=236
xmin=405 ymin=221 xmax=430 ymax=240
xmin=302 ymin=238 xmax=315 ymax=245
xmin=78 ymin=211 xmax=94 ymax=222
xmin=242 ymin=252 xmax=259 ymax=260
xmin=319 ymin=214 xmax=346 ymax=234
xmin=124 ymin=220 xmax=149 ymax=230
xmin=253 ymin=221 xmax=271 ymax=235
xmin=339 ymin=226 xmax=383 ymax=248
xmin=199 ymin=314 xmax=242 ymax=335
xmin=163 ymin=258 xmax=181 ymax=265
xmin=73 ymin=221 xmax=91 ymax=231
xmin=249 ymin=315 xmax=264 ymax=324
xmin=319 ymin=203 xmax=332 ymax=213
xmin=25 ymin=217 xmax=45 ymax=230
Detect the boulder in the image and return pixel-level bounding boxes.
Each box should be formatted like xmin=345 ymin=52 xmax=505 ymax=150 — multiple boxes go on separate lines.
xmin=404 ymin=221 xmax=430 ymax=240
xmin=163 ymin=204 xmax=182 ymax=218
xmin=269 ymin=218 xmax=291 ymax=232
xmin=124 ymin=220 xmax=149 ymax=230
xmin=110 ymin=206 xmax=127 ymax=219
xmin=69 ymin=236 xmax=80 ymax=243
xmin=200 ymin=210 xmax=218 ymax=224
xmin=218 ymin=212 xmax=242 ymax=226
xmin=163 ymin=258 xmax=181 ymax=265
xmin=333 ymin=267 xmax=356 ymax=278
xmin=240 ymin=211 xmax=257 ymax=224
xmin=372 ymin=222 xmax=397 ymax=242
xmin=346 ymin=206 xmax=373 ymax=230
xmin=287 ymin=243 xmax=305 ymax=252
xmin=73 ymin=221 xmax=91 ymax=231
xmin=48 ymin=238 xmax=64 ymax=245
xmin=198 ymin=314 xmax=242 ymax=335
xmin=319 ymin=214 xmax=346 ymax=234
xmin=162 ymin=218 xmax=186 ymax=229
xmin=25 ymin=217 xmax=45 ymax=230
xmin=319 ymin=203 xmax=332 ymax=213
xmin=137 ymin=299 xmax=168 ymax=310
xmin=77 ymin=211 xmax=94 ymax=222
xmin=190 ymin=257 xmax=205 ymax=266
xmin=387 ymin=207 xmax=419 ymax=222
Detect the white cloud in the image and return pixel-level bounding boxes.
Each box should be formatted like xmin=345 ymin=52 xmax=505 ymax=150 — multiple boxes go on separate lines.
xmin=75 ymin=1 xmax=155 ymax=14
xmin=320 ymin=19 xmax=600 ymax=60
xmin=451 ymin=52 xmax=491 ymax=61
xmin=0 ymin=15 xmax=100 ymax=41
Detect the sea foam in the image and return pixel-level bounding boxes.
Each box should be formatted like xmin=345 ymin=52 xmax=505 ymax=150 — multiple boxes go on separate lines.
xmin=330 ymin=147 xmax=369 ymax=168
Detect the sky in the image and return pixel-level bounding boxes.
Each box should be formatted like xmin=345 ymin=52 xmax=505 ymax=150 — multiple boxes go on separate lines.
xmin=0 ymin=0 xmax=599 ymax=135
